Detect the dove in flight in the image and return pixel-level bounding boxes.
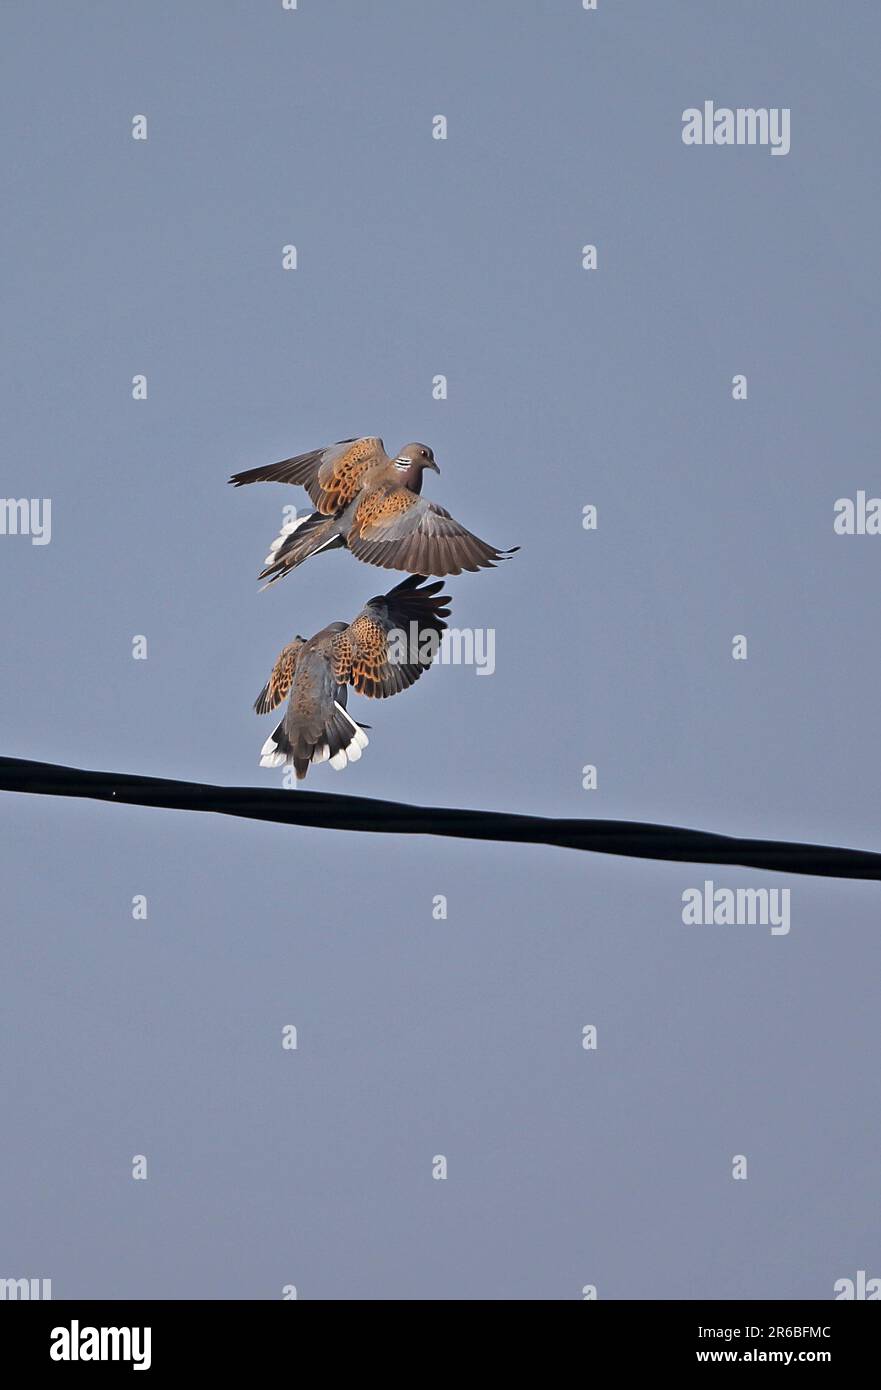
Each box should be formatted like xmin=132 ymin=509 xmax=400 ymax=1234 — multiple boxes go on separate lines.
xmin=255 ymin=576 xmax=451 ymax=781
xmin=229 ymin=437 xmax=517 ymax=584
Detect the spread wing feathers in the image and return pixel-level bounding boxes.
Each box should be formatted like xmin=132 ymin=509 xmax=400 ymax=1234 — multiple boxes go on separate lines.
xmin=260 ymin=699 xmax=369 ymax=782
xmin=331 ymin=576 xmax=451 ymax=698
xmin=253 ymin=639 xmax=305 ymax=715
xmin=230 ymin=437 xmax=386 ymax=515
xmin=348 ymin=493 xmax=517 ymax=577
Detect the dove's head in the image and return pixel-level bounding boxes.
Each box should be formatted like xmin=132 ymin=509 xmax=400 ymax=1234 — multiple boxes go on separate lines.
xmin=394 ymin=442 xmax=440 ymax=489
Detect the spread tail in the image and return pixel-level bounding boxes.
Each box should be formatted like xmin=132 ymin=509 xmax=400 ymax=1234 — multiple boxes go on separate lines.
xmin=260 ymin=701 xmax=369 ymax=782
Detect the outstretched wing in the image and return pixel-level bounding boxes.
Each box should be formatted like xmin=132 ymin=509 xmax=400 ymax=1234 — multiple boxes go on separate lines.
xmin=348 ymin=490 xmax=517 ymax=576
xmin=330 ymin=576 xmax=451 ymax=698
xmin=230 ymin=437 xmax=387 ymax=515
xmin=254 ymin=639 xmax=306 ymax=715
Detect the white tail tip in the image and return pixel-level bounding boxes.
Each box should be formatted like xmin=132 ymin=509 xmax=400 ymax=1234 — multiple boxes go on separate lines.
xmin=264 ymin=512 xmax=310 ymax=566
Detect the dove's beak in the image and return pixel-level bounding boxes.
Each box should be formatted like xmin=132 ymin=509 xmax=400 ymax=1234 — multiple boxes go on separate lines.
xmin=427 ymin=459 xmax=440 ymax=474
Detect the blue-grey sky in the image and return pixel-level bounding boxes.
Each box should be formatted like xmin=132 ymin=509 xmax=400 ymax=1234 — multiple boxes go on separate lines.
xmin=1 ymin=0 xmax=879 ymax=1299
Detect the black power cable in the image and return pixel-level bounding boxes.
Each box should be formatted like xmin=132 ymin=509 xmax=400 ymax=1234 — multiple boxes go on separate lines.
xmin=1 ymin=755 xmax=879 ymax=881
